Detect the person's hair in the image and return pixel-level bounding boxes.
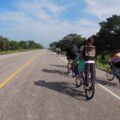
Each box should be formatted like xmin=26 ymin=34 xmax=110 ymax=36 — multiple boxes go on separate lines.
xmin=87 ymin=37 xmax=94 ymax=44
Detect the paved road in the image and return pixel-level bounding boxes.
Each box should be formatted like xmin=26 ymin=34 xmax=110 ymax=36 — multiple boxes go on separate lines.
xmin=0 ymin=50 xmax=120 ymax=120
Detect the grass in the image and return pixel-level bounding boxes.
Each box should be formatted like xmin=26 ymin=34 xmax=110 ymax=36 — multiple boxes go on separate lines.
xmin=95 ymin=55 xmax=110 ymax=71
xmin=96 ymin=59 xmax=108 ymax=71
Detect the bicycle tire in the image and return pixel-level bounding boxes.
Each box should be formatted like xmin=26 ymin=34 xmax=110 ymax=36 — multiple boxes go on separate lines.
xmin=106 ymin=68 xmax=114 ymax=81
xmin=75 ymin=75 xmax=82 ymax=87
xmin=85 ymin=79 xmax=95 ymax=100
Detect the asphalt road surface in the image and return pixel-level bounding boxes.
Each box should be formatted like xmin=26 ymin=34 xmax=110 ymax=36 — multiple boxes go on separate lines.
xmin=0 ymin=49 xmax=120 ymax=120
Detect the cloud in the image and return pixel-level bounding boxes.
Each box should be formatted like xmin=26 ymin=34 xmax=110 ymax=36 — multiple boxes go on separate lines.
xmin=85 ymin=0 xmax=120 ymax=19
xmin=17 ymin=0 xmax=71 ymax=16
xmin=0 ymin=0 xmax=100 ymax=47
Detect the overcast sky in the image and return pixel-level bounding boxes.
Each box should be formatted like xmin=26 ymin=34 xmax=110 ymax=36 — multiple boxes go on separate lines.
xmin=0 ymin=0 xmax=120 ymax=47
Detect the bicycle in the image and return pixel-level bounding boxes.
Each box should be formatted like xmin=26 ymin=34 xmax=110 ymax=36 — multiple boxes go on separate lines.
xmin=106 ymin=62 xmax=115 ymax=81
xmin=75 ymin=70 xmax=95 ymax=100
xmin=106 ymin=62 xmax=120 ymax=84
xmin=67 ymin=59 xmax=76 ymax=77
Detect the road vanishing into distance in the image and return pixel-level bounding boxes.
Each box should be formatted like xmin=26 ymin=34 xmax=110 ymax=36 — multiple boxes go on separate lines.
xmin=0 ymin=49 xmax=120 ymax=120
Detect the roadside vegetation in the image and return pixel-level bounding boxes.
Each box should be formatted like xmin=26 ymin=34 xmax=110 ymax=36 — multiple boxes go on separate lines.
xmin=49 ymin=15 xmax=120 ymax=71
xmin=96 ymin=55 xmax=110 ymax=71
xmin=0 ymin=36 xmax=43 ymax=55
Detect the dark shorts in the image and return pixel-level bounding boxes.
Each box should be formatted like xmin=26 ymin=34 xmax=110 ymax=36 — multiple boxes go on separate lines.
xmin=67 ymin=54 xmax=76 ymax=60
xmin=114 ymin=62 xmax=120 ymax=68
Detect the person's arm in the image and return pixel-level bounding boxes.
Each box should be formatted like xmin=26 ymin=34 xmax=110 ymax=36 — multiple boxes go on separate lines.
xmin=72 ymin=56 xmax=79 ymax=65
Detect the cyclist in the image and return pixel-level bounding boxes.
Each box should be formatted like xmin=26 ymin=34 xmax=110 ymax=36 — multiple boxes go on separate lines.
xmin=109 ymin=50 xmax=120 ymax=78
xmin=66 ymin=44 xmax=78 ymax=75
xmin=72 ymin=48 xmax=85 ymax=76
xmin=83 ymin=37 xmax=96 ymax=89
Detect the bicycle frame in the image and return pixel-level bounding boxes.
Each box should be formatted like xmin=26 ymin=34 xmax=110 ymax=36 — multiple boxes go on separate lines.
xmin=75 ymin=70 xmax=95 ymax=100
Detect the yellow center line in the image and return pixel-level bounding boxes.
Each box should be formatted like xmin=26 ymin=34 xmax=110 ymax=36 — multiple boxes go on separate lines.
xmin=0 ymin=55 xmax=39 ymax=89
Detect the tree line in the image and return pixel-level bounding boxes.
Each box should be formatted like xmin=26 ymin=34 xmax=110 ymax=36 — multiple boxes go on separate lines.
xmin=0 ymin=36 xmax=43 ymax=51
xmin=49 ymin=15 xmax=120 ymax=58
xmin=50 ymin=34 xmax=85 ymax=52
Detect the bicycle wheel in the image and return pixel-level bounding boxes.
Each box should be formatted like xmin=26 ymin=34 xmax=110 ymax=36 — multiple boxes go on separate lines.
xmin=75 ymin=75 xmax=83 ymax=87
xmin=85 ymin=79 xmax=95 ymax=100
xmin=106 ymin=68 xmax=114 ymax=81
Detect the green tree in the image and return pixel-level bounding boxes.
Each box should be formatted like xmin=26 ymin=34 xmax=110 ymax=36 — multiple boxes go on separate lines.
xmin=49 ymin=33 xmax=85 ymax=52
xmin=95 ymin=15 xmax=120 ymax=54
xmin=18 ymin=41 xmax=28 ymax=49
xmin=10 ymin=41 xmax=19 ymax=50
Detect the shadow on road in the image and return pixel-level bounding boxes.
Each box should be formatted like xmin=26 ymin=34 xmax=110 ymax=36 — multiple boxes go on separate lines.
xmin=51 ymin=64 xmax=66 ymax=68
xmin=97 ymin=79 xmax=120 ymax=89
xmin=42 ymin=68 xmax=66 ymax=74
xmin=42 ymin=68 xmax=72 ymax=78
xmin=34 ymin=80 xmax=86 ymax=101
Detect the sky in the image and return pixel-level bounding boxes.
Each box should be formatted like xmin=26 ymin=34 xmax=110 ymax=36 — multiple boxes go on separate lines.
xmin=0 ymin=0 xmax=120 ymax=48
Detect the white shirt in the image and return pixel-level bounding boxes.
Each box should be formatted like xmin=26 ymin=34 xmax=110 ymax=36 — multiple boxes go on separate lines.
xmin=85 ymin=60 xmax=95 ymax=63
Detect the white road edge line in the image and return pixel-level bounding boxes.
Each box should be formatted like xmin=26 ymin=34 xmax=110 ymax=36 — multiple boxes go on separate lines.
xmin=59 ymin=55 xmax=120 ymax=101
xmin=97 ymin=83 xmax=120 ymax=100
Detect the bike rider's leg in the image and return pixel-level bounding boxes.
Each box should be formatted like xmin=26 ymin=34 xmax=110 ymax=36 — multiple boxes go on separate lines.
xmin=90 ymin=63 xmax=96 ymax=84
xmin=67 ymin=60 xmax=71 ymax=74
xmin=84 ymin=63 xmax=90 ymax=87
xmin=71 ymin=63 xmax=76 ymax=77
xmin=73 ymin=64 xmax=78 ymax=77
xmin=71 ymin=57 xmax=76 ymax=77
xmin=114 ymin=62 xmax=120 ymax=78
xmin=115 ymin=68 xmax=120 ymax=78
